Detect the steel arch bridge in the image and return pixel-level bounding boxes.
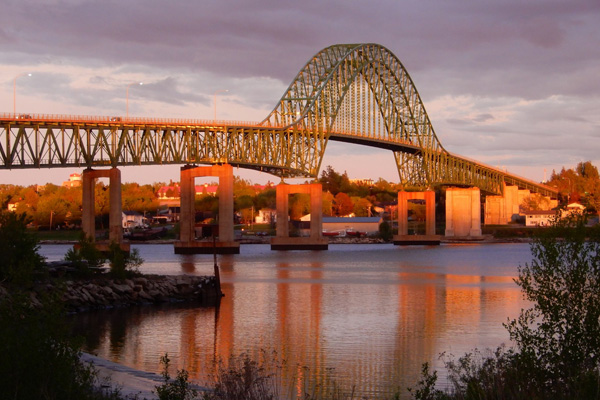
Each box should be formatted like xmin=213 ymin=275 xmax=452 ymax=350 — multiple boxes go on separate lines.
xmin=0 ymin=43 xmax=556 ymax=197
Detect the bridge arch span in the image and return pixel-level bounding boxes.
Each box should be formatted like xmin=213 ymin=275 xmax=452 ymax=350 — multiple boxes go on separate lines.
xmin=0 ymin=44 xmax=557 ymax=197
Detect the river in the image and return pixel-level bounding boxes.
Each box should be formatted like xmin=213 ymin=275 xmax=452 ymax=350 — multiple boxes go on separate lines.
xmin=41 ymin=242 xmax=532 ymax=399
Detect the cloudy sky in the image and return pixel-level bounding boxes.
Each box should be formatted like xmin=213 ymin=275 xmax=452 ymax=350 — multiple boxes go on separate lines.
xmin=1 ymin=0 xmax=598 ymax=186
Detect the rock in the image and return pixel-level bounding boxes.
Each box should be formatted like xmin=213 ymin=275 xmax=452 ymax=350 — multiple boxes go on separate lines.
xmin=112 ymin=284 xmax=133 ymax=295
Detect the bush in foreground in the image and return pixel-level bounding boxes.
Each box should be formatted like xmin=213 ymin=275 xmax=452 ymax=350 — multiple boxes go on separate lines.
xmin=409 ymin=214 xmax=600 ymax=399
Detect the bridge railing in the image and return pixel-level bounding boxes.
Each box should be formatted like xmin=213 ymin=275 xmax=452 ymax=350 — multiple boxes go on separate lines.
xmin=447 ymin=151 xmax=558 ymax=196
xmin=0 ymin=112 xmax=268 ymax=128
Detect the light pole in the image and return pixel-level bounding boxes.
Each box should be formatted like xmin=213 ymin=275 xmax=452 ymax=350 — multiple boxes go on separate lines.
xmin=213 ymin=89 xmax=228 ymax=121
xmin=13 ymin=73 xmax=32 ymax=116
xmin=126 ymin=82 xmax=143 ymax=119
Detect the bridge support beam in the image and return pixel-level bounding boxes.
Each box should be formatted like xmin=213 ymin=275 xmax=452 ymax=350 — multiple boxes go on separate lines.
xmin=394 ymin=190 xmax=440 ymax=245
xmin=174 ymin=164 xmax=239 ymax=254
xmin=271 ymin=183 xmax=328 ymax=251
xmin=81 ymin=168 xmax=129 ymax=252
xmin=445 ymin=187 xmax=483 ymax=239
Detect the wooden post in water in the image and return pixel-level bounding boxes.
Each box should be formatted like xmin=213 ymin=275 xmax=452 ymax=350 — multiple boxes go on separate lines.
xmin=212 ymin=234 xmax=223 ymax=301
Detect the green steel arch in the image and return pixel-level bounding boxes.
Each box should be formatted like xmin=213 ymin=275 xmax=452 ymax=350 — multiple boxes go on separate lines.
xmin=261 ymin=43 xmax=509 ymax=194
xmin=0 ymin=43 xmax=557 ymax=197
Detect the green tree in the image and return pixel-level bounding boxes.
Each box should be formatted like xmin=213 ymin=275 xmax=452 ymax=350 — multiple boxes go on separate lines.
xmin=352 ymin=196 xmax=372 ymax=217
xmin=0 ymin=211 xmax=45 ymax=284
xmin=378 ymin=220 xmax=393 ymax=241
xmin=122 ymin=182 xmax=160 ymax=213
xmin=107 ymin=242 xmax=144 ymax=279
xmin=289 ymin=193 xmax=310 ymax=220
xmin=409 ymin=214 xmax=600 ymax=399
xmin=504 ymin=214 xmax=600 ymax=395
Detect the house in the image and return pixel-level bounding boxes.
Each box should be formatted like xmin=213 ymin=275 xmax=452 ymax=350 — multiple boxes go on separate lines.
xmin=157 ymin=206 xmax=180 ymax=222
xmin=525 ymin=203 xmax=586 ymax=227
xmin=62 ymin=173 xmax=82 ymax=188
xmin=122 ymin=211 xmax=146 ymax=229
xmin=563 ymin=202 xmax=585 ymax=216
xmin=322 ymin=216 xmax=383 ymax=235
xmin=525 ymin=210 xmax=557 ymax=227
xmin=255 ymin=208 xmax=276 ymax=224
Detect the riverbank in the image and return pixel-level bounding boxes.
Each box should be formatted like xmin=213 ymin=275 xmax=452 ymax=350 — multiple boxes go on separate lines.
xmin=0 ymin=274 xmax=221 ymax=313
xmin=39 ymin=234 xmax=533 ymax=247
xmin=82 ymin=352 xmax=207 ymax=400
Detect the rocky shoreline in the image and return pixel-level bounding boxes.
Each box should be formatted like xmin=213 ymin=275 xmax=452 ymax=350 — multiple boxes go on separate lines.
xmin=1 ymin=274 xmax=221 ymax=313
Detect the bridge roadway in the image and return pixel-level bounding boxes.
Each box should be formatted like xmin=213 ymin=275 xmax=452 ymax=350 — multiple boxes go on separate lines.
xmin=0 ymin=113 xmax=557 ymax=198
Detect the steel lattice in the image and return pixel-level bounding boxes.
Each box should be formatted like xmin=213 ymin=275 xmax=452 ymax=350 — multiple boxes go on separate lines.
xmin=0 ymin=44 xmax=557 ymax=197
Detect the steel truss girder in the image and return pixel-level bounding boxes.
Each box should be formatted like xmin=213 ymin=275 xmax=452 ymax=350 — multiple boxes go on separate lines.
xmin=0 ymin=122 xmax=324 ymax=179
xmin=1 ymin=43 xmax=557 ymax=197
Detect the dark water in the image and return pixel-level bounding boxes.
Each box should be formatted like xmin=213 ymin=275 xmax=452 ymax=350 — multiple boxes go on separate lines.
xmin=41 ymin=243 xmax=532 ymax=399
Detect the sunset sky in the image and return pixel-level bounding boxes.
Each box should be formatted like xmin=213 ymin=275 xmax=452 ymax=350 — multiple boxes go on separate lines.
xmin=1 ymin=0 xmax=598 ymax=186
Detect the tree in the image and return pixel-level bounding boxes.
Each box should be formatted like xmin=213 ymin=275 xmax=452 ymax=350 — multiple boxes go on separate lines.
xmin=0 ymin=211 xmax=45 ymax=284
xmin=322 ymin=191 xmax=334 ymax=216
xmin=334 ymin=192 xmax=354 ymax=216
xmin=504 ymin=214 xmax=600 ymax=395
xmin=410 ymin=214 xmax=600 ymax=399
xmin=520 ymin=192 xmax=552 ymax=212
xmin=122 ymin=182 xmax=160 ymax=213
xmin=352 ymin=196 xmax=372 ymax=217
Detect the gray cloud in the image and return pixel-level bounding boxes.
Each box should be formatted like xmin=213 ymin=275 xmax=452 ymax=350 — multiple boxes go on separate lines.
xmin=0 ymin=0 xmax=598 ymax=184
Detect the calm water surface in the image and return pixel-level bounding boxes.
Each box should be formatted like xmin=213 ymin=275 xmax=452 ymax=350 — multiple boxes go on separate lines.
xmin=41 ymin=243 xmax=532 ymax=399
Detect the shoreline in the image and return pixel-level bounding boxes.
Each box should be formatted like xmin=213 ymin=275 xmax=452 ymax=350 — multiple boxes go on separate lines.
xmin=82 ymin=352 xmax=207 ymax=400
xmin=40 ymin=235 xmax=533 ymax=246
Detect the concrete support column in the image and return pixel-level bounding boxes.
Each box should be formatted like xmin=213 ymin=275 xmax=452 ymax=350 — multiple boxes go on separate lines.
xmin=218 ymin=164 xmax=234 ymax=243
xmin=425 ymin=190 xmax=436 ymax=236
xmin=271 ymin=183 xmax=327 ymax=250
xmin=81 ymin=169 xmax=96 ymax=240
xmin=397 ymin=191 xmax=409 ymax=236
xmin=445 ymin=187 xmax=482 ymax=239
xmin=108 ymin=167 xmax=123 ymax=243
xmin=309 ymin=184 xmax=323 ymax=239
xmin=484 ymin=195 xmax=505 ymax=225
xmin=174 ymin=164 xmax=239 ymax=254
xmin=470 ymin=188 xmax=482 ymax=237
xmin=504 ymin=184 xmax=519 ymax=223
xmin=80 ymin=167 xmax=128 ymax=251
xmin=179 ymin=167 xmax=195 ymax=243
xmin=275 ymin=184 xmax=289 ymax=239
xmin=394 ymin=190 xmax=440 ymax=245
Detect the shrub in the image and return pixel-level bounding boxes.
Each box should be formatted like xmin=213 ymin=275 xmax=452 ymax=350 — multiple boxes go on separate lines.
xmin=409 ymin=213 xmax=600 ymax=399
xmin=65 ymin=233 xmax=106 ymax=276
xmin=155 ymin=354 xmax=199 ymax=400
xmin=0 ymin=211 xmax=45 ymax=284
xmin=0 ymin=291 xmax=114 ymax=399
xmin=107 ymin=242 xmax=144 ymax=279
xmin=379 ymin=220 xmax=393 ymax=241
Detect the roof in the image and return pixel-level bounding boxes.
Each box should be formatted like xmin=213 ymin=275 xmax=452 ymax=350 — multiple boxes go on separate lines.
xmin=323 ymin=217 xmax=382 ymax=223
xmin=525 ymin=210 xmax=557 ymax=216
xmin=122 ymin=211 xmax=143 ymax=216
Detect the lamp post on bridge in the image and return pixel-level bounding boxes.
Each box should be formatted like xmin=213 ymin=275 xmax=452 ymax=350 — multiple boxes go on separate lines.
xmin=126 ymin=82 xmax=143 ymax=119
xmin=13 ymin=73 xmax=32 ymax=116
xmin=213 ymin=89 xmax=228 ymax=122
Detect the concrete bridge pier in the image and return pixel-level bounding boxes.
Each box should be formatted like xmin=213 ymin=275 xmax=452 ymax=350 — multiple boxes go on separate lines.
xmin=174 ymin=164 xmax=240 ymax=254
xmin=484 ymin=183 xmax=520 ymax=225
xmin=393 ymin=190 xmax=440 ymax=245
xmin=445 ymin=187 xmax=483 ymax=240
xmin=81 ymin=167 xmax=129 ymax=252
xmin=271 ymin=183 xmax=328 ymax=250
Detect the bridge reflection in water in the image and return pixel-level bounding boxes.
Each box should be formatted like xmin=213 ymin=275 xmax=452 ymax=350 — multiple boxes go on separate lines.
xmin=61 ymin=243 xmax=530 ymax=399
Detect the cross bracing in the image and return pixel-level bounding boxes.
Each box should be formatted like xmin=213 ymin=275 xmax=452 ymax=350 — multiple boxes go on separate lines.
xmin=0 ymin=43 xmax=557 ymax=197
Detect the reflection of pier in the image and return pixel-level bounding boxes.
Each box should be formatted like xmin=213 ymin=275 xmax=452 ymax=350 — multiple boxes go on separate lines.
xmin=68 ymin=246 xmax=527 ymax=398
